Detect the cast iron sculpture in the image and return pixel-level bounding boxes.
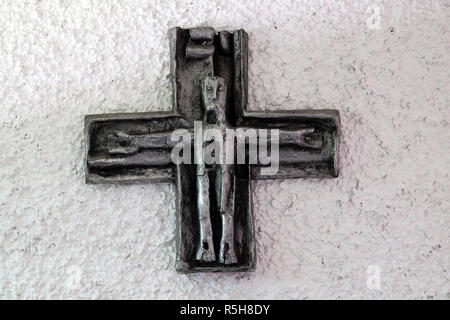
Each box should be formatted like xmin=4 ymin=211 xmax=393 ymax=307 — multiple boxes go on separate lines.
xmin=84 ymin=27 xmax=341 ymax=272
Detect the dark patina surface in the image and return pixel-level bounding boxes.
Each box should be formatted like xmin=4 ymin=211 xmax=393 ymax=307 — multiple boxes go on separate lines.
xmin=84 ymin=27 xmax=340 ymax=272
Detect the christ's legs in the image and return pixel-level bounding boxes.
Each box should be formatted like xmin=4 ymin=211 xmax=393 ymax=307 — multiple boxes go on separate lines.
xmin=217 ymin=164 xmax=238 ymax=264
xmin=195 ymin=160 xmax=216 ymax=262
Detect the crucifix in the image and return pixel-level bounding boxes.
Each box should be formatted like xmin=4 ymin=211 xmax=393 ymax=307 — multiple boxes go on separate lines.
xmin=84 ymin=27 xmax=340 ymax=272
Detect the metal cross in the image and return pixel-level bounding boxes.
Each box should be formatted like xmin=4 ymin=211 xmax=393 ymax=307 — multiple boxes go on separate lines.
xmin=84 ymin=27 xmax=340 ymax=273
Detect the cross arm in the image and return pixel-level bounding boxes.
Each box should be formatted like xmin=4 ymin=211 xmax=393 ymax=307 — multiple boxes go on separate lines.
xmin=85 ymin=111 xmax=190 ymax=184
xmin=238 ymin=109 xmax=340 ymax=179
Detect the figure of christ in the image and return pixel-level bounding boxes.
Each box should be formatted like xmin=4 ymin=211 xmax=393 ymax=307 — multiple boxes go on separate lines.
xmin=195 ymin=76 xmax=238 ymax=265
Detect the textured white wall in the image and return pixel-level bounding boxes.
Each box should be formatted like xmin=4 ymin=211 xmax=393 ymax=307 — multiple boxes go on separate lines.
xmin=0 ymin=0 xmax=448 ymax=299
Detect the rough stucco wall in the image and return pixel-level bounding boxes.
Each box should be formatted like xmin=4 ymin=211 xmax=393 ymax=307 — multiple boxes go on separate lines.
xmin=0 ymin=0 xmax=448 ymax=299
